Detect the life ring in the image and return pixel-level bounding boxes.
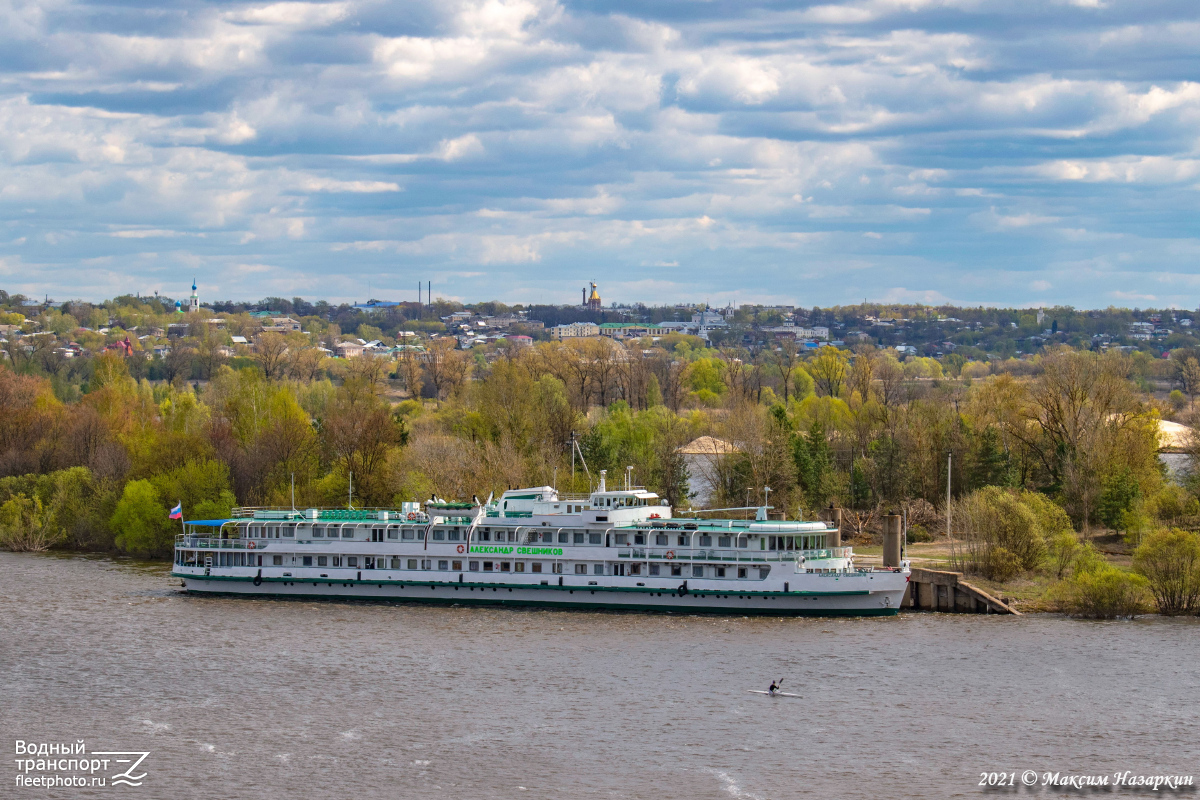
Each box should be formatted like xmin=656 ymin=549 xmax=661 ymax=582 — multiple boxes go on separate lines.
xmin=247 ymin=541 xmax=256 ymax=549
xmin=407 ymin=512 xmax=417 ymax=521
xmin=456 ymin=544 xmax=465 ymax=553
xmin=665 ymin=550 xmax=675 ymax=560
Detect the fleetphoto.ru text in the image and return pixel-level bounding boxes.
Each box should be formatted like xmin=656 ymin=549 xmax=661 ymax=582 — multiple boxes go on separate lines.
xmin=13 ymin=740 xmax=150 ymax=790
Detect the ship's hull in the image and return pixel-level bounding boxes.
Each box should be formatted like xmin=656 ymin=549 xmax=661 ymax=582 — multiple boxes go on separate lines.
xmin=176 ymin=573 xmax=905 ymax=616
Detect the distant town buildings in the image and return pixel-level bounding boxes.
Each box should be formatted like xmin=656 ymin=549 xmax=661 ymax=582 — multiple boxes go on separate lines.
xmin=551 ymin=321 xmax=601 ymax=339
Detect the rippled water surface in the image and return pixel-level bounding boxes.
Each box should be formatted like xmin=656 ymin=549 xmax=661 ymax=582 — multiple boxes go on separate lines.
xmin=2 ymin=552 xmax=1198 ymax=799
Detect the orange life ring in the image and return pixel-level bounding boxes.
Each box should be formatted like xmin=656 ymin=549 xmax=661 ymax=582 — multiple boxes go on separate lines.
xmin=457 ymin=544 xmax=465 ymax=554
xmin=407 ymin=512 xmax=417 ymax=521
xmin=665 ymin=550 xmax=675 ymax=559
xmin=247 ymin=541 xmax=256 ymax=549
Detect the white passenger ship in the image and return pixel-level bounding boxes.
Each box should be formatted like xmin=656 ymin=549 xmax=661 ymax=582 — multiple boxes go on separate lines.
xmin=173 ymin=475 xmax=909 ymax=616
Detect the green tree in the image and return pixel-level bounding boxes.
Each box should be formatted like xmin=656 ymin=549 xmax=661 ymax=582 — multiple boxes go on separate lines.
xmin=791 ymin=420 xmax=835 ymax=512
xmin=0 ymin=494 xmax=64 ymax=551
xmin=111 ymin=480 xmax=172 ymax=557
xmin=1098 ymin=466 xmax=1141 ymax=531
xmin=967 ymin=426 xmax=1013 ymax=490
xmin=808 ymin=346 xmax=849 ymax=398
xmin=1133 ymin=529 xmax=1200 ymax=615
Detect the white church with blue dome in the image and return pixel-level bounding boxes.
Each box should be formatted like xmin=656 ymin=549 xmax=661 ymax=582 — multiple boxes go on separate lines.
xmin=175 ymin=279 xmax=200 ymax=313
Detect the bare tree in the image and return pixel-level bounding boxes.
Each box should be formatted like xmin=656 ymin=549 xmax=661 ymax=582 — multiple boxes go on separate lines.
xmin=193 ymin=323 xmax=228 ymax=379
xmin=288 ymin=347 xmax=326 ymax=382
xmin=425 ymin=339 xmax=470 ymax=401
xmin=254 ymin=332 xmax=290 ymax=380
xmin=773 ymin=340 xmax=801 ymax=402
xmin=343 ymin=351 xmax=389 ymax=389
xmin=586 ymin=338 xmax=622 ymax=407
xmin=396 ymin=348 xmax=425 ymax=399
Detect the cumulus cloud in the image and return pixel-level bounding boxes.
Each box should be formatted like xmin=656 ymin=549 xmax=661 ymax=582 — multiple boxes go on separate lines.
xmin=0 ymin=0 xmax=1199 ymax=305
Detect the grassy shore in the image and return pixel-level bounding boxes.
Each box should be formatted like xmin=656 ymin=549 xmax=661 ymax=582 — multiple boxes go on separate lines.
xmin=852 ymin=534 xmax=1145 ymax=613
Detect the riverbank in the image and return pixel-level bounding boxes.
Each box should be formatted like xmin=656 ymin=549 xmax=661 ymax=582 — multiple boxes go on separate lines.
xmin=851 ymin=533 xmax=1180 ymax=615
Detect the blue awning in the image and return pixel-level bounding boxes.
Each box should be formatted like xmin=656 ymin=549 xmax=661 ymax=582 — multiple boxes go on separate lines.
xmin=186 ymin=519 xmax=238 ymax=527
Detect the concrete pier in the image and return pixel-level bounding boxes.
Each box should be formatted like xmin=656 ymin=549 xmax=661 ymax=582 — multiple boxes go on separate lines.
xmin=902 ymin=568 xmax=1019 ymax=614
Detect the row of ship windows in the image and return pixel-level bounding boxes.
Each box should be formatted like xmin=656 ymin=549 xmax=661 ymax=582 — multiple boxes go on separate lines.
xmin=241 ymin=526 xmax=815 ymax=551
xmin=179 ymin=550 xmax=771 ymax=579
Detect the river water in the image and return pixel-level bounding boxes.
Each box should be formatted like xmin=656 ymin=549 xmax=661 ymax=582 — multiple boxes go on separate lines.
xmin=2 ymin=552 xmax=1198 ymax=799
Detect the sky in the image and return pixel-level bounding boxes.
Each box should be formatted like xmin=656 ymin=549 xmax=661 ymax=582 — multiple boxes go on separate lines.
xmin=1 ymin=0 xmax=1199 ymax=308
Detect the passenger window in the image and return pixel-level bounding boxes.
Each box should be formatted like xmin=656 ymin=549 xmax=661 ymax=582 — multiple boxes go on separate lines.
xmin=614 ymin=534 xmax=628 ymax=545
xmin=448 ymin=530 xmax=459 ymax=541
xmin=433 ymin=530 xmax=446 ymax=541
xmin=332 ymin=556 xmax=341 ymax=567
xmin=692 ymin=566 xmax=704 ymax=578
xmin=589 ymin=533 xmax=602 ymax=545
xmin=514 ymin=562 xmax=524 ymax=572
xmin=342 ymin=529 xmax=353 ymax=538
xmin=347 ymin=556 xmax=358 ymax=568
xmin=649 ymin=564 xmax=660 ymax=576
xmin=759 ymin=567 xmax=771 ymax=579
xmin=671 ymin=565 xmax=682 ymax=576
xmin=531 ymin=563 xmax=542 ymax=573
xmin=634 ymin=534 xmax=645 ymax=545
xmin=407 ymin=559 xmax=418 ymax=569
xmin=718 ymin=536 xmax=731 ymax=548
xmin=313 ymin=528 xmax=324 ymax=538
xmin=575 ymin=564 xmax=587 ymax=574
xmin=700 ymin=535 xmax=712 ymax=547
xmin=272 ymin=555 xmax=283 ymax=565
xmin=656 ymin=534 xmax=668 ymax=546
xmin=480 ymin=531 xmax=491 ymax=541
xmin=574 ymin=532 xmax=585 ymax=544
xmin=438 ymin=560 xmax=449 ymax=570
xmin=559 ymin=532 xmax=569 ymax=543
xmin=390 ymin=557 xmax=401 ymax=568
xmin=484 ymin=561 xmax=493 ymax=571
xmin=303 ymin=556 xmax=313 ymax=566
xmin=738 ymin=567 xmax=747 ymax=578
xmin=593 ymin=564 xmax=604 ymax=575
xmin=421 ymin=559 xmax=431 ymax=570
xmin=469 ymin=561 xmax=479 ymax=571
xmin=630 ymin=564 xmax=641 ymax=575
xmin=678 ymin=535 xmax=687 ymax=546
xmin=716 ymin=567 xmax=726 ymax=577
xmin=317 ymin=556 xmax=327 ymax=567
xmin=452 ymin=560 xmax=462 ymax=570
xmin=402 ymin=530 xmax=414 ymax=540
xmin=500 ymin=562 xmax=511 ymax=572
xmin=388 ymin=529 xmax=398 ymax=540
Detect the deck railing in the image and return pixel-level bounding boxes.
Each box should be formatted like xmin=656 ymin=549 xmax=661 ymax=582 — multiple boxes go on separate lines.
xmin=174 ymin=536 xmax=856 ymax=563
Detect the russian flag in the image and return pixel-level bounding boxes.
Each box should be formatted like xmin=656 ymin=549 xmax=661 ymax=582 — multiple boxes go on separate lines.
xmin=169 ymin=503 xmax=183 ymax=520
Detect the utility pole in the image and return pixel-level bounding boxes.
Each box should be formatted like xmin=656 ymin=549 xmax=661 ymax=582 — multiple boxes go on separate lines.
xmin=946 ymin=452 xmax=952 ymax=540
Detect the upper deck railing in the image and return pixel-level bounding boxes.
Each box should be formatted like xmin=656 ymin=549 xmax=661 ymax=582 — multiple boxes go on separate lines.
xmin=229 ymin=507 xmax=428 ymax=522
